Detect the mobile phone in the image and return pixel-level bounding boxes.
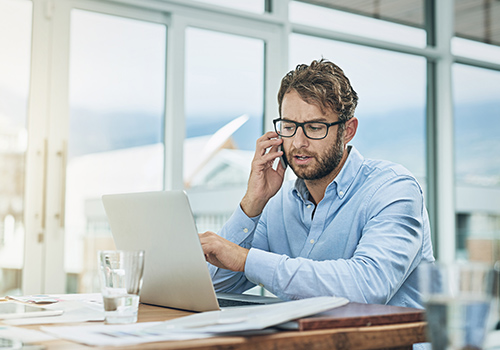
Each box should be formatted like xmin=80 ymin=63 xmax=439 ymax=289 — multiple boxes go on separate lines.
xmin=278 ymin=136 xmax=287 ymax=169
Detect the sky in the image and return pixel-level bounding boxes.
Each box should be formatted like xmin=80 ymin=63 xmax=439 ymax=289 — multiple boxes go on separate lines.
xmin=185 ymin=27 xmax=264 ymax=120
xmin=69 ymin=9 xmax=166 ymax=115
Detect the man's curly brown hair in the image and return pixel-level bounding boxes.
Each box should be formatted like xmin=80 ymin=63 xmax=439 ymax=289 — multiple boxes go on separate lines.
xmin=277 ymin=59 xmax=358 ymax=123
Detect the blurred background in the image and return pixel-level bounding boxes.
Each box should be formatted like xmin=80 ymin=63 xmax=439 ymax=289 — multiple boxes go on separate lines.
xmin=0 ymin=0 xmax=499 ymax=295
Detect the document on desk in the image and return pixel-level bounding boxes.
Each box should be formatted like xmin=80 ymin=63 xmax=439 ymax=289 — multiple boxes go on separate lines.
xmin=0 ymin=326 xmax=57 ymax=343
xmin=154 ymin=296 xmax=349 ymax=334
xmin=41 ymin=322 xmax=212 ymax=346
xmin=41 ymin=296 xmax=349 ymax=347
xmin=3 ymin=293 xmax=104 ymax=325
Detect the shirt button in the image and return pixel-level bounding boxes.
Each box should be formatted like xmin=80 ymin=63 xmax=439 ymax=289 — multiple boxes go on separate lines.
xmin=310 ymin=239 xmax=315 ymax=244
xmin=339 ymin=191 xmax=344 ymax=196
xmin=243 ymin=228 xmax=248 ymax=233
xmin=306 ymin=204 xmax=312 ymax=208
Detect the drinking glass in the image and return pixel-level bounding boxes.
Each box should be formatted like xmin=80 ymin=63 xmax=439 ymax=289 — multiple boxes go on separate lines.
xmin=98 ymin=250 xmax=145 ymax=324
xmin=419 ymin=262 xmax=495 ymax=350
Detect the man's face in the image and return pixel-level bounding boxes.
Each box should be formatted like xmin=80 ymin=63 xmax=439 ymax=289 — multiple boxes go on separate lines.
xmin=281 ymin=90 xmax=345 ymax=181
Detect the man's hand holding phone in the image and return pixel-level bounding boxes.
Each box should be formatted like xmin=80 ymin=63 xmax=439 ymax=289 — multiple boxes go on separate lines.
xmin=240 ymin=131 xmax=286 ymax=218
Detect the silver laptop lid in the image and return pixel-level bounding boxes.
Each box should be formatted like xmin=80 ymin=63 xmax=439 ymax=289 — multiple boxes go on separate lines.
xmin=102 ymin=190 xmax=220 ymax=312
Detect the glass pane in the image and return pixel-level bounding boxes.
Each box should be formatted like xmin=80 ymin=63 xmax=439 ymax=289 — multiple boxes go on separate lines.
xmin=290 ymin=1 xmax=426 ymax=48
xmin=65 ymin=9 xmax=166 ymax=293
xmin=453 ymin=64 xmax=500 ymax=262
xmin=185 ymin=28 xmax=264 ymax=233
xmin=0 ymin=0 xmax=32 ymax=296
xmin=193 ymin=0 xmax=266 ymax=13
xmin=290 ymin=34 xmax=427 ymax=183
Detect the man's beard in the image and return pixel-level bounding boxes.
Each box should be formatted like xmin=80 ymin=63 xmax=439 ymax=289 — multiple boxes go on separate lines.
xmin=285 ymin=129 xmax=345 ymax=181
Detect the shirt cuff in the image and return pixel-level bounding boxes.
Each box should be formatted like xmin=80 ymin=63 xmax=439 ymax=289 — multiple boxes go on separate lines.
xmin=245 ymin=248 xmax=282 ymax=290
xmin=219 ymin=205 xmax=261 ymax=246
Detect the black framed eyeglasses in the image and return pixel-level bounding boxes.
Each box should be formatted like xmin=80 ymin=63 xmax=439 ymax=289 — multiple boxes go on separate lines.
xmin=273 ymin=118 xmax=345 ymax=140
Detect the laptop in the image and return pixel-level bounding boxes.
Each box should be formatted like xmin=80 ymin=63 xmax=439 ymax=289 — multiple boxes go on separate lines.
xmin=101 ymin=190 xmax=282 ymax=312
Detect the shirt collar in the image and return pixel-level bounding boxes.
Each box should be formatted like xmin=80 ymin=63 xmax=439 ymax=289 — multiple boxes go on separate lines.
xmin=292 ymin=145 xmax=364 ymax=201
xmin=293 ymin=177 xmax=310 ymax=202
xmin=327 ymin=145 xmax=364 ymax=199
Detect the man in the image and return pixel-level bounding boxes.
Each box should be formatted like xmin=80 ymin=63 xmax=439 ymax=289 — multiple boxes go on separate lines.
xmin=199 ymin=58 xmax=435 ymax=308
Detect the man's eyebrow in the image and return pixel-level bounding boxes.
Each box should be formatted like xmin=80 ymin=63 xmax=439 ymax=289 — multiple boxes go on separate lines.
xmin=303 ymin=118 xmax=329 ymax=123
xmin=282 ymin=117 xmax=329 ymax=123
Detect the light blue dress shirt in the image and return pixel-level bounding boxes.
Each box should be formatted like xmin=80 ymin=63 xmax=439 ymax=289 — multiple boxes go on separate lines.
xmin=209 ymin=146 xmax=435 ymax=309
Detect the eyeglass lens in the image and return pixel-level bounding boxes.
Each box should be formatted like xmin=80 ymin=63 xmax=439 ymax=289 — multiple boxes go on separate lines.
xmin=276 ymin=120 xmax=328 ymax=139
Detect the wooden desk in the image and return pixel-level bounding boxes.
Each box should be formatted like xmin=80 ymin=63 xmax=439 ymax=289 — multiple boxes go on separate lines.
xmin=18 ymin=303 xmax=428 ymax=350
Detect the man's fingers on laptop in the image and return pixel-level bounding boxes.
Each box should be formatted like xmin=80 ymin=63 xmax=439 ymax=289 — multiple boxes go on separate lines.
xmin=199 ymin=232 xmax=248 ymax=272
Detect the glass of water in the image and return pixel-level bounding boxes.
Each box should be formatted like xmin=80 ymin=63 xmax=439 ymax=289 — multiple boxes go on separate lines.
xmin=419 ymin=262 xmax=495 ymax=350
xmin=98 ymin=250 xmax=145 ymax=324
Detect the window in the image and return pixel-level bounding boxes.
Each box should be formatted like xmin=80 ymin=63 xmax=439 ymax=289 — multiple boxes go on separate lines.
xmin=184 ymin=27 xmax=264 ymax=233
xmin=65 ymin=9 xmax=166 ymax=292
xmin=290 ymin=34 xmax=427 ymax=182
xmin=0 ymin=0 xmax=32 ymax=296
xmin=453 ymin=64 xmax=500 ymax=262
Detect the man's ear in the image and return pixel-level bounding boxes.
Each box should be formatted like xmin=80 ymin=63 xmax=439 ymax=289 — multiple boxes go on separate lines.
xmin=344 ymin=117 xmax=358 ymax=143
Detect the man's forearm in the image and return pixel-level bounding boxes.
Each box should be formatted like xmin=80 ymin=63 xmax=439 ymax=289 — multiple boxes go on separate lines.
xmin=240 ymin=194 xmax=268 ymax=218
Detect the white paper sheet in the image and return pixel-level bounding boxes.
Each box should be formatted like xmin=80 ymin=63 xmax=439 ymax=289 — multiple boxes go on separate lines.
xmin=51 ymin=293 xmax=103 ymax=303
xmin=6 ymin=295 xmax=60 ymax=304
xmin=41 ymin=322 xmax=211 ymax=346
xmin=0 ymin=325 xmax=56 ymax=342
xmin=151 ymin=296 xmax=349 ymax=333
xmin=3 ymin=294 xmax=104 ymax=325
xmin=40 ymin=296 xmax=349 ymax=347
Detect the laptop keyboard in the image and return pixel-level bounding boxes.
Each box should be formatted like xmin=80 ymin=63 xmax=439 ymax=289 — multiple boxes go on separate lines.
xmin=217 ymin=298 xmax=266 ymax=307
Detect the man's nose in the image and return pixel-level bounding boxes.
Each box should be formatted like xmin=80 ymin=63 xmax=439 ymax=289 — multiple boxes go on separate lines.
xmin=292 ymin=126 xmax=309 ymax=149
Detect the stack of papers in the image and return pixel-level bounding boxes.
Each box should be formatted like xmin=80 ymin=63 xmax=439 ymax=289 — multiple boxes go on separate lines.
xmin=41 ymin=296 xmax=349 ymax=347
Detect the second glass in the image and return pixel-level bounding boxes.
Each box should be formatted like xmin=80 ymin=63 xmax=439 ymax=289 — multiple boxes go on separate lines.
xmin=419 ymin=262 xmax=495 ymax=350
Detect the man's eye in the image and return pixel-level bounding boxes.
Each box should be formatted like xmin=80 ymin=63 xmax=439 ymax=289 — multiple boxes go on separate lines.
xmin=307 ymin=124 xmax=324 ymax=131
